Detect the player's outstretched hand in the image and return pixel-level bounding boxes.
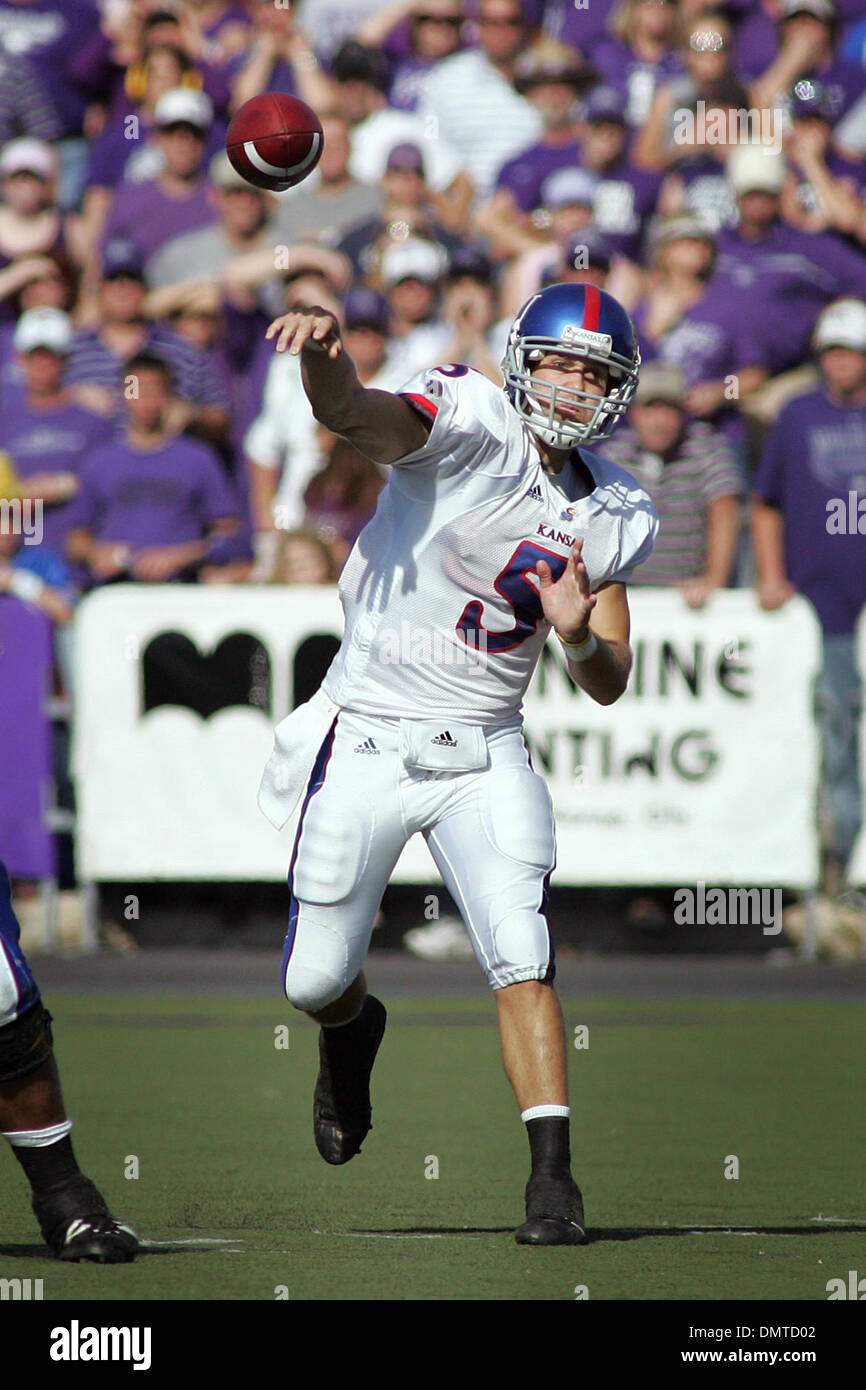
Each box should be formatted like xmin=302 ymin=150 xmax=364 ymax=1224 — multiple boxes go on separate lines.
xmin=265 ymin=307 xmax=343 ymax=358
xmin=537 ymin=538 xmax=597 ymax=644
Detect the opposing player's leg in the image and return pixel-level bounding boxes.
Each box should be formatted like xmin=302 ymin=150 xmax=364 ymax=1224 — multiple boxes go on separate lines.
xmin=280 ymin=714 xmax=405 ymax=1164
xmin=0 ymin=862 xmax=138 ymax=1261
xmin=425 ymin=732 xmax=585 ymax=1245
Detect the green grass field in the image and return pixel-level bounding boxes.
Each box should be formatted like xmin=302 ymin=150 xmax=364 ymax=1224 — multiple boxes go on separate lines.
xmin=2 ymin=993 xmax=864 ymax=1301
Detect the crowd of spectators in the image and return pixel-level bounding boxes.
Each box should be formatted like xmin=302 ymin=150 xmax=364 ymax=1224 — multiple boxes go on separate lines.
xmin=1 ymin=0 xmax=866 ymax=903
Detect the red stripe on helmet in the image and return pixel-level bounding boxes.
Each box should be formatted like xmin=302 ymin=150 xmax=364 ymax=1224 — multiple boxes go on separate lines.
xmin=583 ymin=284 xmax=601 ymax=332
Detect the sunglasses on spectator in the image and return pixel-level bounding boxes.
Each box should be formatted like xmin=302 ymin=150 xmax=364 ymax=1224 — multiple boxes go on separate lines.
xmin=415 ymin=13 xmax=463 ymax=23
xmin=478 ymin=15 xmax=523 ymax=26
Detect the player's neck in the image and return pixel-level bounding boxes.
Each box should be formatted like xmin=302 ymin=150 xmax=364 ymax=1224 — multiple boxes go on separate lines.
xmin=532 ymin=434 xmax=573 ymax=474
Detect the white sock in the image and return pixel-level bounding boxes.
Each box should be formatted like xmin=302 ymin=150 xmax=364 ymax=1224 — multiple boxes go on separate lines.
xmin=521 ymin=1105 xmax=570 ymax=1123
xmin=2 ymin=1119 xmax=73 ymax=1148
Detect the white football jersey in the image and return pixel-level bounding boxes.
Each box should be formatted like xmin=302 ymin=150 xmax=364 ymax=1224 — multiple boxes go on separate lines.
xmin=321 ymin=366 xmax=658 ymax=724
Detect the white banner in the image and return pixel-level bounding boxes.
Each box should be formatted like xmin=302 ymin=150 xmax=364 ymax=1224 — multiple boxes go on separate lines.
xmin=73 ymin=586 xmax=827 ymax=887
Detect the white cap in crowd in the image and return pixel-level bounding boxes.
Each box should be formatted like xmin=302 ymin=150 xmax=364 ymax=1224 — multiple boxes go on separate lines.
xmin=0 ymin=137 xmax=58 ymax=180
xmin=153 ymin=87 xmax=214 ymax=130
xmin=380 ymin=238 xmax=449 ymax=287
xmin=813 ymin=299 xmax=866 ymax=354
xmin=14 ymin=307 xmax=73 ymax=355
xmin=727 ymin=145 xmax=786 ymax=196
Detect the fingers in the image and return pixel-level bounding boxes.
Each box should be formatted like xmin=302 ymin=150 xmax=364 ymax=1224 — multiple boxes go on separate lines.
xmin=265 ymin=309 xmax=341 ymax=357
xmin=568 ymin=537 xmax=591 ymax=595
xmin=536 ymin=559 xmax=553 ymax=587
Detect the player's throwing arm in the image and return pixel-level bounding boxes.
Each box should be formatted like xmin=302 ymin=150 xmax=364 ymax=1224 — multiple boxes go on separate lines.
xmin=265 ymin=308 xmax=431 ymax=467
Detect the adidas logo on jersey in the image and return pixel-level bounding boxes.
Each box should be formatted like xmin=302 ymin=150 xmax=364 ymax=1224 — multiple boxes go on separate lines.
xmin=431 ymin=731 xmax=458 ymax=747
xmin=353 ymin=738 xmax=380 ymax=754
xmin=525 ymin=484 xmax=544 ymax=502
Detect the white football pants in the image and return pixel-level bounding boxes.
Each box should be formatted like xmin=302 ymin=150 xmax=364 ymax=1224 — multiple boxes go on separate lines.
xmin=281 ymin=708 xmax=557 ymax=1010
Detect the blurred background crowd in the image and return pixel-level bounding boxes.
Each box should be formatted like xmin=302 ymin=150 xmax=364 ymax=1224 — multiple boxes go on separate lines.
xmin=1 ymin=0 xmax=865 ymax=949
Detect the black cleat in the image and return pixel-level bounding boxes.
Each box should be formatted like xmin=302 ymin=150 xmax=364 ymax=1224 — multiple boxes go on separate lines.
xmin=313 ymin=995 xmax=387 ymax=1164
xmin=514 ymin=1172 xmax=587 ymax=1246
xmin=50 ymin=1214 xmax=139 ymax=1263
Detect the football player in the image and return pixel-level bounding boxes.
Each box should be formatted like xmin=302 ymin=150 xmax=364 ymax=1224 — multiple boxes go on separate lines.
xmin=259 ymin=283 xmax=657 ymax=1245
xmin=0 ymin=862 xmax=138 ymax=1261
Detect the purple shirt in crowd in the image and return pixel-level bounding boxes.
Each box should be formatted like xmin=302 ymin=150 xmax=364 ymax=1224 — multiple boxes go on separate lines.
xmin=67 ymin=435 xmax=239 ymax=553
xmin=672 ymin=155 xmax=737 ymax=232
xmin=714 ymin=220 xmax=866 ymax=375
xmin=634 ymin=278 xmax=765 ymax=449
xmin=731 ymin=7 xmax=779 ymax=86
xmin=587 ymin=39 xmax=684 ymax=128
xmin=1 ymin=396 xmax=113 ymax=550
xmin=586 ymin=158 xmax=663 ymax=261
xmin=543 ymin=0 xmax=619 ymax=57
xmin=101 ymin=180 xmax=218 ymax=270
xmin=0 ymin=0 xmax=100 ymax=137
xmin=496 ymin=139 xmax=583 ymax=211
xmin=753 ymin=387 xmax=866 ymax=635
xmin=86 ymin=118 xmax=227 ymax=192
xmin=66 ymin=324 xmax=225 ymax=411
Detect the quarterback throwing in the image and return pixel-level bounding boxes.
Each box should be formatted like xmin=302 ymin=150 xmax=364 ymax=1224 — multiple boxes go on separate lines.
xmin=258 ymin=283 xmax=657 ymax=1244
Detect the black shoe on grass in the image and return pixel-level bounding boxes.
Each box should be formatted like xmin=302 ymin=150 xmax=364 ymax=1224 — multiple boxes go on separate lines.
xmin=313 ymin=995 xmax=387 ymax=1165
xmin=514 ymin=1172 xmax=586 ymax=1246
xmin=50 ymin=1214 xmax=139 ymax=1263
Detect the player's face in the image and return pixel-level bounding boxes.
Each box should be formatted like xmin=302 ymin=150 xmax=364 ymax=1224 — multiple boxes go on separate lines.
xmin=530 ymin=352 xmax=610 ymax=425
xmin=819 ymin=346 xmax=866 ymax=397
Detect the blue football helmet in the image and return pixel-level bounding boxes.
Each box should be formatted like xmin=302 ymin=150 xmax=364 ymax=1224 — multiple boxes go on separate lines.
xmin=502 ymin=282 xmax=641 ymax=448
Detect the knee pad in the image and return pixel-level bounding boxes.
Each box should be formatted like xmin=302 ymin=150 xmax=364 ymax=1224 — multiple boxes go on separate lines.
xmin=489 ymin=881 xmax=552 ymax=977
xmin=293 ymin=801 xmax=373 ymax=905
xmin=283 ymin=916 xmax=350 ymax=1013
xmin=0 ymin=1001 xmax=54 ymax=1083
